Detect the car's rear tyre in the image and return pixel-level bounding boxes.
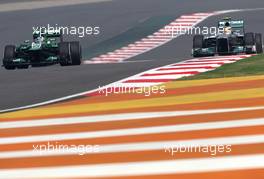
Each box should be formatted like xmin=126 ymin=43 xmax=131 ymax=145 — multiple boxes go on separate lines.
xmin=59 ymin=42 xmax=81 ymax=66
xmin=244 ymin=32 xmax=255 ymax=54
xmin=193 ymin=35 xmax=203 ymax=49
xmin=255 ymin=33 xmax=263 ymax=54
xmin=3 ymin=45 xmax=16 ymax=70
xmin=59 ymin=42 xmax=70 ymax=66
xmin=70 ymin=41 xmax=82 ymax=65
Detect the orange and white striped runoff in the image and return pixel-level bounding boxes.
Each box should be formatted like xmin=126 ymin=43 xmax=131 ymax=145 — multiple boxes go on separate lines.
xmin=1 ymin=75 xmax=264 ymax=178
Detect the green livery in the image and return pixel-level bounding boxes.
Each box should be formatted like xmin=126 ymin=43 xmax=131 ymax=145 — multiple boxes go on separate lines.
xmin=2 ymin=30 xmax=82 ymax=70
xmin=192 ymin=17 xmax=263 ymax=57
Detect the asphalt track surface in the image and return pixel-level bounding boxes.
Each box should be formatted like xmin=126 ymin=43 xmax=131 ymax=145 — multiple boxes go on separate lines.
xmin=0 ymin=0 xmax=264 ymax=110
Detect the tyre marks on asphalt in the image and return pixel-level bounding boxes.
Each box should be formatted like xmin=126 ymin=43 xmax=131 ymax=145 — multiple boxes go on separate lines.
xmin=83 ymin=9 xmax=250 ymax=64
xmin=83 ymin=13 xmax=215 ymax=64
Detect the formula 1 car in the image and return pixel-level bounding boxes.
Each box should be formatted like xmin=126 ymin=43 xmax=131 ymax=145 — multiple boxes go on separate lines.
xmin=2 ymin=30 xmax=82 ymax=70
xmin=192 ymin=17 xmax=263 ymax=57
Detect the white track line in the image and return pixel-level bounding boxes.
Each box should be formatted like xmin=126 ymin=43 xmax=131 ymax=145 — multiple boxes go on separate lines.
xmin=1 ymin=134 xmax=264 ymax=158
xmin=2 ymin=117 xmax=264 ymax=145
xmin=0 ymin=154 xmax=264 ymax=178
xmin=164 ymin=64 xmax=221 ymax=68
xmin=2 ymin=106 xmax=264 ymax=129
xmin=143 ymin=69 xmax=209 ymax=73
xmin=181 ymin=61 xmax=235 ymax=64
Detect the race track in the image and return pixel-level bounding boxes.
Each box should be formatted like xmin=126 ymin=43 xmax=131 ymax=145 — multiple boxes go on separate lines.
xmin=0 ymin=0 xmax=264 ymax=110
xmin=1 ymin=0 xmax=264 ymax=178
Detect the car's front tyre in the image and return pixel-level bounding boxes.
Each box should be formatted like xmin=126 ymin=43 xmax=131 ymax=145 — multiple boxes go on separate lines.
xmin=255 ymin=33 xmax=263 ymax=54
xmin=193 ymin=35 xmax=204 ymax=49
xmin=244 ymin=32 xmax=255 ymax=54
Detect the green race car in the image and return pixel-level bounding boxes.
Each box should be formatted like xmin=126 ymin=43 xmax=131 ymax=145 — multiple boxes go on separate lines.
xmin=2 ymin=30 xmax=82 ymax=70
xmin=192 ymin=17 xmax=263 ymax=57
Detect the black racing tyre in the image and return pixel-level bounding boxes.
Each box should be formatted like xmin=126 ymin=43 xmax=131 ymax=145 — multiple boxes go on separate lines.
xmin=244 ymin=32 xmax=255 ymax=54
xmin=244 ymin=32 xmax=255 ymax=46
xmin=3 ymin=45 xmax=16 ymax=70
xmin=69 ymin=41 xmax=81 ymax=65
xmin=59 ymin=42 xmax=70 ymax=66
xmin=193 ymin=35 xmax=204 ymax=48
xmin=59 ymin=42 xmax=82 ymax=66
xmin=217 ymin=38 xmax=229 ymax=54
xmin=255 ymin=33 xmax=263 ymax=54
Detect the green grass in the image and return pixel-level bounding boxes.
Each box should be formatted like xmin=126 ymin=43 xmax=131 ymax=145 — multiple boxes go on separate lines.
xmin=180 ymin=54 xmax=264 ymax=80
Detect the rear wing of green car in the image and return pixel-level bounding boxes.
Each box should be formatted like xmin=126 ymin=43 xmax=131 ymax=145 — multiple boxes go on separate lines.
xmin=33 ymin=29 xmax=62 ymax=38
xmin=45 ymin=30 xmax=62 ymax=38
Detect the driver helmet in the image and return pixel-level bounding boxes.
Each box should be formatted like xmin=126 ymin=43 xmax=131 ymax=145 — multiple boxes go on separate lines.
xmin=224 ymin=22 xmax=232 ymax=34
xmin=34 ymin=36 xmax=44 ymax=43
